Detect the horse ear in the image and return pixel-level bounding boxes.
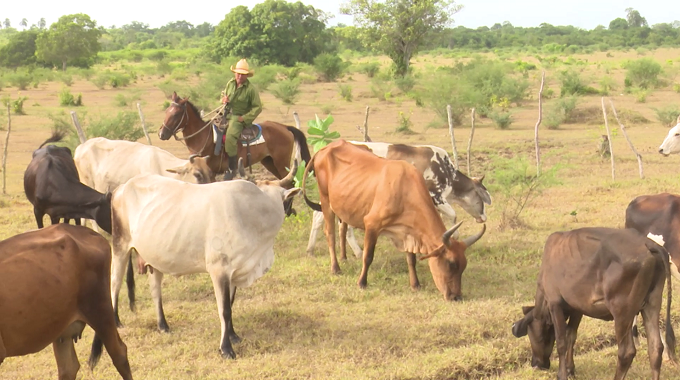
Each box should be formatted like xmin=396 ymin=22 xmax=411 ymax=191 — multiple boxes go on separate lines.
xmin=171 ymin=91 xmax=179 ymax=101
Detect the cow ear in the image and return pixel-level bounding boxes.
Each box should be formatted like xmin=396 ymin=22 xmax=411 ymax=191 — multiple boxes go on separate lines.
xmin=512 ymin=312 xmax=534 ymax=338
xmin=166 ymin=166 xmax=186 ymax=175
xmin=283 ymin=187 xmax=301 ymax=201
xmin=476 ymin=186 xmax=492 ymax=205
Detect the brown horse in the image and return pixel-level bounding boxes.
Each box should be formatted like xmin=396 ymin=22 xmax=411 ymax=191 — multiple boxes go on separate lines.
xmin=158 ymin=92 xmax=311 ymax=180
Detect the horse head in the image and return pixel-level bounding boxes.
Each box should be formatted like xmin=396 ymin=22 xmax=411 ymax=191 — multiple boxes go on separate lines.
xmin=158 ymin=92 xmax=189 ymax=141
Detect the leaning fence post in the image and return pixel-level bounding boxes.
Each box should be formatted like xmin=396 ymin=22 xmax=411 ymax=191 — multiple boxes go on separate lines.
xmin=137 ymin=103 xmax=152 ymax=145
xmin=2 ymin=103 xmax=11 ymax=194
xmin=601 ymin=97 xmax=615 ymax=180
xmin=466 ymin=108 xmax=476 ymax=176
xmin=447 ymin=105 xmax=459 ymax=170
xmin=535 ymin=70 xmax=545 ymax=177
xmin=292 ymin=112 xmax=303 ymax=163
xmin=609 ymin=98 xmax=643 ymax=179
xmin=70 ymin=111 xmax=86 ymax=144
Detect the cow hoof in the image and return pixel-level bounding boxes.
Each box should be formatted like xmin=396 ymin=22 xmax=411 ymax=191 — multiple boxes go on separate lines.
xmin=331 ymin=266 xmax=341 ymax=275
xmin=411 ymin=284 xmax=421 ymax=291
xmin=230 ymin=333 xmax=242 ymax=344
xmin=158 ymin=321 xmax=170 ymax=333
xmin=221 ymin=348 xmax=236 ymax=359
xmin=358 ymin=281 xmax=367 ymax=289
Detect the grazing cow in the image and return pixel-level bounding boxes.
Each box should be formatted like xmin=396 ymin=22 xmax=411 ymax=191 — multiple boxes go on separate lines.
xmin=306 ymin=141 xmax=492 ymax=257
xmin=512 ymin=228 xmax=675 ymax=380
xmin=0 ymin=224 xmax=133 ymax=380
xmin=24 ymin=132 xmax=112 ymax=233
xmin=110 ymin=161 xmax=300 ymax=358
xmin=658 ymin=118 xmax=680 ymax=155
xmin=302 ymin=140 xmax=485 ymax=301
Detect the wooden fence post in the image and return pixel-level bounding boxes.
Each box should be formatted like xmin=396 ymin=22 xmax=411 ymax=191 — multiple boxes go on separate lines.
xmin=292 ymin=112 xmax=302 ymax=163
xmin=363 ymin=106 xmax=371 ymax=142
xmin=2 ymin=103 xmax=10 ymax=194
xmin=609 ymin=99 xmax=643 ymax=179
xmin=467 ymin=108 xmax=476 ymax=176
xmin=137 ymin=103 xmax=152 ymax=145
xmin=535 ymin=70 xmax=545 ymax=177
xmin=601 ymin=97 xmax=615 ymax=180
xmin=70 ymin=111 xmax=86 ymax=144
xmin=447 ymin=105 xmax=459 ymax=170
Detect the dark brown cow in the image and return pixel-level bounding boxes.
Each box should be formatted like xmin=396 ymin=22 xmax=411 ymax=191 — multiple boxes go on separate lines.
xmin=302 ymin=139 xmax=485 ymax=301
xmin=512 ymin=227 xmax=675 ymax=380
xmin=0 ymin=224 xmax=132 ymax=380
xmin=23 ymin=132 xmax=112 ymax=233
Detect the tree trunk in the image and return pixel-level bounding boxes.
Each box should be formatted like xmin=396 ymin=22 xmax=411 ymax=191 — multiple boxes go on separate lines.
xmin=62 ymin=60 xmax=67 ymax=71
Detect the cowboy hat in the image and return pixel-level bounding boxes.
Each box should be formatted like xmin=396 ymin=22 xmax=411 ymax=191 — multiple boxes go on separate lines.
xmin=230 ymin=59 xmax=254 ymax=77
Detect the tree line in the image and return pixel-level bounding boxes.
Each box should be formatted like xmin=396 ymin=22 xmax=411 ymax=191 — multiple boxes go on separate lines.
xmin=1 ymin=1 xmax=679 ymax=76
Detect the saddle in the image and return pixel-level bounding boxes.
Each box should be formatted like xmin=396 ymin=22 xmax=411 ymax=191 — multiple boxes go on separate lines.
xmin=213 ymin=123 xmax=264 ymax=146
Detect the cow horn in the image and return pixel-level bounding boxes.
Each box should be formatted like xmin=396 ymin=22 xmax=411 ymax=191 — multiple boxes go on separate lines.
xmin=442 ymin=221 xmax=464 ymax=248
xmin=463 ymin=224 xmax=486 ymax=248
xmin=189 ymin=154 xmax=199 ymax=163
xmin=274 ymin=159 xmax=298 ymax=188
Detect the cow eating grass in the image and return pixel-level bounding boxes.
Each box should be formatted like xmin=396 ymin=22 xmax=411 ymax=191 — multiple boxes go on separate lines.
xmin=512 ymin=227 xmax=675 ymax=380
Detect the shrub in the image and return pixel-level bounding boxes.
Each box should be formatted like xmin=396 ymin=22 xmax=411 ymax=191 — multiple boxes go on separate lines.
xmin=7 ymin=72 xmax=31 ymax=90
xmin=313 ymin=53 xmax=345 ymax=82
xmin=599 ymin=75 xmax=617 ymax=95
xmin=91 ymin=74 xmax=108 ymax=90
xmin=559 ymin=70 xmax=598 ymax=96
xmin=544 ymin=109 xmax=563 ymax=129
xmin=489 ymin=110 xmax=513 ymax=129
xmin=162 ymin=100 xmax=170 ymax=109
xmin=370 ymin=78 xmax=392 ymax=101
xmin=307 ymin=114 xmax=340 ymax=152
xmin=673 ymin=83 xmax=680 ymax=93
xmin=358 ymin=62 xmax=380 ymax=78
xmin=249 ymin=65 xmax=283 ymax=91
xmin=114 ymin=94 xmax=128 ymax=107
xmin=555 ymin=96 xmax=579 ymax=122
xmin=625 ymin=58 xmax=662 ymax=89
xmin=156 ymin=60 xmax=174 ymax=77
xmin=338 ymin=84 xmax=353 ymax=102
xmin=652 ymin=105 xmax=680 ymax=127
xmin=3 ymin=95 xmax=28 ymax=115
xmin=58 ymin=88 xmax=82 ymax=106
xmin=86 ymin=111 xmax=144 ymax=141
xmin=59 ymin=73 xmax=74 ymax=87
xmin=633 ymin=88 xmax=649 ymax=103
xmin=394 ymin=75 xmax=415 ymax=93
xmin=395 ymin=111 xmax=416 ymax=134
xmin=146 ymin=50 xmax=167 ymax=61
xmin=270 ymin=79 xmax=300 ymax=105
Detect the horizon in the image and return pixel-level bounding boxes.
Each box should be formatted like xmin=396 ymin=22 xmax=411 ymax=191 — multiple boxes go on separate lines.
xmin=2 ymin=0 xmax=679 ymax=32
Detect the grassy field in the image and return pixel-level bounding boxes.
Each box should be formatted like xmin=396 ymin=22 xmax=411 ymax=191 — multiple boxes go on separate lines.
xmin=2 ymin=48 xmax=680 ymax=379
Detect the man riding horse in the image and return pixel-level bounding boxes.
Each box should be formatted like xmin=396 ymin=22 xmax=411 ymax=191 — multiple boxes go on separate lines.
xmin=220 ymin=58 xmax=262 ymax=180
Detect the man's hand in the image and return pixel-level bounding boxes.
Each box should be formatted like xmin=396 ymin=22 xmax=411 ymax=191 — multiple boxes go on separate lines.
xmin=238 ymin=116 xmax=244 ymax=122
xmin=221 ymin=95 xmax=229 ymax=104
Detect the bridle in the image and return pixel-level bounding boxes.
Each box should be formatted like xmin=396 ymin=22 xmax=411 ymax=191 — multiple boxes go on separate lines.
xmin=160 ymin=101 xmax=189 ymax=140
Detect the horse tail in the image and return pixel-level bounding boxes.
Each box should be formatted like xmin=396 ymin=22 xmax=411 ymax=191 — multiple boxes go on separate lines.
xmin=302 ymin=153 xmax=322 ymax=212
xmin=287 ymin=126 xmax=312 ymax=165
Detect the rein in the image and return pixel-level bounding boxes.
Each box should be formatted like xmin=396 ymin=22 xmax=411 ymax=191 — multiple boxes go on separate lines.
xmin=165 ymin=103 xmax=226 ymax=156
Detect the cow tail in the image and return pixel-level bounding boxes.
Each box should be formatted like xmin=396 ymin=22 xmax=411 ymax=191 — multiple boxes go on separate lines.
xmin=302 ymin=154 xmax=322 ymax=212
xmin=662 ymin=247 xmax=677 ymax=363
xmin=286 ymin=126 xmax=312 ymax=165
xmin=88 ymin=334 xmax=104 ymax=369
xmin=126 ymin=255 xmax=136 ymax=312
xmin=38 ymin=130 xmax=66 ymax=149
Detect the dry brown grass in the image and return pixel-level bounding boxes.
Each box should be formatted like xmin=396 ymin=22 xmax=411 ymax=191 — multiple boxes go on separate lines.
xmin=2 ymin=48 xmax=680 ymax=379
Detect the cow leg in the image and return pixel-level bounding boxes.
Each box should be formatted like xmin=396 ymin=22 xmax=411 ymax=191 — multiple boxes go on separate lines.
xmin=346 ymin=226 xmax=363 ymax=258
xmin=548 ymin=304 xmax=570 ymax=380
xmin=641 ymin=303 xmax=663 ymax=380
xmin=34 ymin=208 xmax=45 ymax=229
xmin=110 ymin=248 xmax=131 ymax=328
xmin=229 ymin=286 xmax=241 ymax=343
xmin=339 ymin=221 xmax=348 ymax=261
xmin=209 ymin=271 xmax=236 ymax=359
xmin=52 ymin=334 xmax=81 ymax=380
xmin=406 ymin=253 xmax=421 ymax=290
xmin=307 ymin=211 xmax=325 ymax=256
xmin=149 ymin=270 xmax=170 ymax=332
xmin=323 ymin=209 xmax=341 ymax=274
xmin=50 ymin=214 xmax=60 ymax=225
xmin=83 ymin=301 xmax=133 ymax=380
xmin=565 ymin=313 xmax=582 ymax=377
xmin=358 ymin=229 xmax=379 ymax=289
xmin=613 ymin=315 xmax=637 ymax=380
xmin=0 ymin=332 xmax=6 ymax=365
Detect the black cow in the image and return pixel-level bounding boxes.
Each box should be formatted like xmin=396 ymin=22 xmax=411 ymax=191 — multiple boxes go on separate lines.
xmin=23 ymin=132 xmax=112 ymax=233
xmin=512 ymin=227 xmax=675 ymax=380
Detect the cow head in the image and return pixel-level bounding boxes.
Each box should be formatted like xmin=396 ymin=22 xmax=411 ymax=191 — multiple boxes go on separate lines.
xmin=93 ymin=192 xmax=113 ymax=234
xmin=512 ymin=306 xmax=555 ymax=370
xmin=659 ymin=121 xmax=680 ymax=156
xmin=239 ymin=159 xmax=301 ymax=204
xmin=422 ymin=222 xmax=486 ymax=301
xmin=166 ymin=154 xmax=215 ymax=184
xmin=158 ymin=92 xmax=188 ymax=141
xmin=450 ymin=173 xmax=492 ymax=223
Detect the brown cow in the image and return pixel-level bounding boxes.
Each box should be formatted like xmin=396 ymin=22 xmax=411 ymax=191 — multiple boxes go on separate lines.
xmin=302 ymin=139 xmax=485 ymax=301
xmin=0 ymin=224 xmax=132 ymax=380
xmin=512 ymin=227 xmax=675 ymax=380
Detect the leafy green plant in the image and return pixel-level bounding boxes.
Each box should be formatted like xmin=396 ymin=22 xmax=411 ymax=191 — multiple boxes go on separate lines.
xmin=86 ymin=111 xmax=144 ymax=141
xmin=358 ymin=62 xmax=380 ymax=78
xmin=114 ymin=94 xmax=128 ymax=107
xmin=489 ymin=110 xmax=513 ymax=129
xmin=395 ymin=111 xmax=416 ymax=134
xmin=7 ymin=72 xmax=31 ymax=90
xmin=270 ymin=79 xmax=301 ymax=105
xmin=4 ymin=94 xmax=28 ymax=115
xmin=313 ymin=53 xmax=346 ymax=82
xmin=307 ymin=114 xmax=340 ymax=152
xmin=673 ymin=83 xmax=680 ymax=93
xmin=624 ymin=58 xmax=662 ymax=89
xmin=58 ymin=88 xmax=82 ymax=106
xmin=633 ymin=88 xmax=649 ymax=103
xmin=598 ymin=75 xmax=617 ymax=95
xmin=652 ymin=105 xmax=680 ymax=127
xmin=338 ymin=84 xmax=353 ymax=102
xmin=394 ymin=75 xmax=415 ymax=93
xmin=559 ymin=70 xmax=598 ymax=96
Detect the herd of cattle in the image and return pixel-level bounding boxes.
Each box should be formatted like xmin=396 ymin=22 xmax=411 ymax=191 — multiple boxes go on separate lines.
xmin=3 ymin=118 xmax=680 ymax=380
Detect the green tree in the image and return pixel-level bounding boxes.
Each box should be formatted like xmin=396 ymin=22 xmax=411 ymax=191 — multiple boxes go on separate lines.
xmin=0 ymin=30 xmax=40 ymax=68
xmin=341 ymin=0 xmax=461 ymax=77
xmin=19 ymin=18 xmax=27 ymax=30
xmin=35 ymin=13 xmax=101 ymax=70
xmin=608 ymin=17 xmax=629 ymax=30
xmin=206 ymin=0 xmax=330 ymax=66
xmin=626 ymin=8 xmax=648 ymax=28
xmin=38 ymin=18 xmax=46 ymax=30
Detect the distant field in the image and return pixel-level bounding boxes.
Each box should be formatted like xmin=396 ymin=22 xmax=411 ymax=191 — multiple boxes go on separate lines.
xmin=1 ymin=47 xmax=680 ymax=379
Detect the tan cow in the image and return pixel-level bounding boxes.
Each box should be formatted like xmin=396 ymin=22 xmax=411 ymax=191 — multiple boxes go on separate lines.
xmin=302 ymin=140 xmax=485 ymax=301
xmin=0 ymin=224 xmax=132 ymax=380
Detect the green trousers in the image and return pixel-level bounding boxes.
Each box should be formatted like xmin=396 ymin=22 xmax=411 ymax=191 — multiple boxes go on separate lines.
xmin=224 ymin=118 xmax=246 ymax=157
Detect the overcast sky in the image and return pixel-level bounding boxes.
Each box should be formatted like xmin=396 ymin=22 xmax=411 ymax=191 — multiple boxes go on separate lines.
xmin=2 ymin=0 xmax=679 ymax=30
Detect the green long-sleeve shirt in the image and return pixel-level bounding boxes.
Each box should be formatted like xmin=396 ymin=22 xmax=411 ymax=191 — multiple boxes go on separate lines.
xmin=224 ymin=78 xmax=262 ymax=125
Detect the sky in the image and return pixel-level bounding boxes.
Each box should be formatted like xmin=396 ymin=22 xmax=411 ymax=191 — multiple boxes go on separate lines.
xmin=2 ymin=0 xmax=679 ymax=31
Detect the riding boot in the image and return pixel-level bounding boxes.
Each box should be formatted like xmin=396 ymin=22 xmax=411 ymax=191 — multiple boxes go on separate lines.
xmin=223 ymin=155 xmax=239 ymax=181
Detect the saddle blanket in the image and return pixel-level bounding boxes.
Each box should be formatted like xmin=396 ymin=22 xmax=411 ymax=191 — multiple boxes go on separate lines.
xmin=213 ymin=123 xmax=266 ymax=146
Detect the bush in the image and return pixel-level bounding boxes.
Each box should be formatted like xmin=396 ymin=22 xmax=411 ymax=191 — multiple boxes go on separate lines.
xmin=370 ymin=78 xmax=392 ymax=102
xmin=395 ymin=111 xmax=416 ymax=134
xmin=489 ymin=110 xmax=513 ymax=129
xmin=599 ymin=75 xmax=617 ymax=96
xmin=114 ymin=94 xmax=128 ymax=107
xmin=559 ymin=70 xmax=599 ymax=96
xmin=86 ymin=111 xmax=144 ymax=141
xmin=625 ymin=58 xmax=662 ymax=89
xmin=633 ymin=88 xmax=649 ymax=103
xmin=394 ymin=75 xmax=415 ymax=93
xmin=7 ymin=72 xmax=31 ymax=90
xmin=249 ymin=65 xmax=284 ymax=91
xmin=674 ymin=83 xmax=680 ymax=93
xmin=358 ymin=62 xmax=381 ymax=78
xmin=156 ymin=60 xmax=174 ymax=77
xmin=338 ymin=84 xmax=353 ymax=102
xmin=58 ymin=88 xmax=83 ymax=106
xmin=59 ymin=73 xmax=73 ymax=87
xmin=3 ymin=95 xmax=28 ymax=115
xmin=270 ymin=79 xmax=300 ymax=105
xmin=652 ymin=105 xmax=680 ymax=127
xmin=313 ymin=53 xmax=345 ymax=82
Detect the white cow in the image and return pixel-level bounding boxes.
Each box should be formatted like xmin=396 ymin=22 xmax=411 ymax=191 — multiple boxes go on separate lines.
xmin=110 ymin=162 xmax=300 ymax=359
xmin=659 ymin=120 xmax=680 ymax=156
xmin=74 ymin=137 xmax=215 ymax=196
xmin=307 ymin=141 xmax=492 ymax=257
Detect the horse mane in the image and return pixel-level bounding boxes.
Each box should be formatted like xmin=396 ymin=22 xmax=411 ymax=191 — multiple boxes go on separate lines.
xmin=183 ymin=97 xmax=207 ymax=124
